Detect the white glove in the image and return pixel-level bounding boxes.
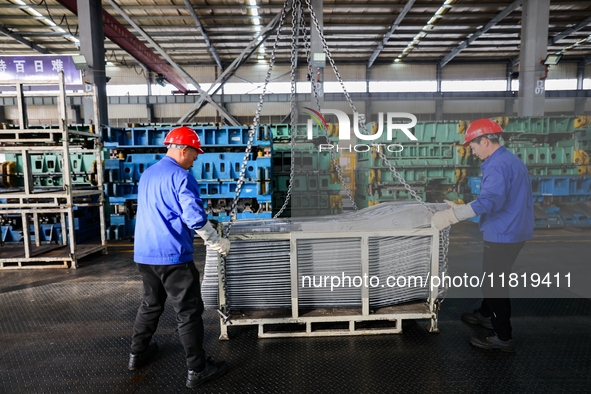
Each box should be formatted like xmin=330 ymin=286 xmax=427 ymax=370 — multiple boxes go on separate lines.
xmin=444 ymin=199 xmax=461 ymax=208
xmin=432 ymin=209 xmax=459 ymax=230
xmin=195 ymin=222 xmax=231 ymax=257
xmin=210 ymin=238 xmax=231 ymax=257
xmin=432 ymin=201 xmax=477 ymax=230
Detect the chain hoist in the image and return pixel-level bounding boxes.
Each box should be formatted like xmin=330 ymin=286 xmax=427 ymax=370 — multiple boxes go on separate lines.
xmin=273 ymin=0 xmax=301 ymax=218
xmin=306 ymin=0 xmax=449 ymax=301
xmin=222 ymin=0 xmax=449 ymax=307
xmin=218 ymin=0 xmax=292 ymax=317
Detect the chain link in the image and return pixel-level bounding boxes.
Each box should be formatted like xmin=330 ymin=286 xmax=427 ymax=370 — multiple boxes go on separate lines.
xmin=219 ymin=0 xmax=291 ymax=315
xmin=304 ymin=0 xmax=358 ymax=210
xmin=305 ymin=0 xmax=448 ymax=303
xmin=225 ymin=0 xmax=291 ymax=236
xmin=439 ymin=227 xmax=450 ymax=302
xmin=224 ymin=0 xmax=448 ymax=304
xmin=305 ymin=0 xmax=432 ymax=215
xmin=273 ymin=1 xmax=301 ymax=218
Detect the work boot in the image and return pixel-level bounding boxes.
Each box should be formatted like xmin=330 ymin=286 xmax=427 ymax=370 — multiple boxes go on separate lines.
xmin=128 ymin=343 xmax=159 ymax=371
xmin=186 ymin=357 xmax=228 ymax=388
xmin=461 ymin=310 xmax=493 ymax=329
xmin=470 ymin=335 xmax=515 ymax=353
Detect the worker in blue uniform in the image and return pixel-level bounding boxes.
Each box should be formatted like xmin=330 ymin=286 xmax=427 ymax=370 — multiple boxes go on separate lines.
xmin=128 ymin=126 xmax=230 ymax=388
xmin=432 ymin=118 xmax=534 ymax=353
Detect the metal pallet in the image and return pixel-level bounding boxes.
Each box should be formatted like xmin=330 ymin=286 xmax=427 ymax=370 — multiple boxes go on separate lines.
xmin=202 ymin=202 xmax=448 ymax=339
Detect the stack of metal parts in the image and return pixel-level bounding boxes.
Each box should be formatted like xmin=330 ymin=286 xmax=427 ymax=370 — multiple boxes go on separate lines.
xmin=201 ymin=223 xmax=292 ymax=310
xmin=201 ymin=202 xmax=448 ymax=310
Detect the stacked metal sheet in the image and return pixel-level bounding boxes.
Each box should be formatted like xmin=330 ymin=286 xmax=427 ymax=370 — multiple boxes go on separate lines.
xmin=201 ymin=202 xmax=449 ymax=311
xmin=297 ymin=238 xmax=362 ymax=308
xmin=225 ymin=240 xmax=291 ymax=309
xmin=368 ymin=236 xmax=431 ymax=308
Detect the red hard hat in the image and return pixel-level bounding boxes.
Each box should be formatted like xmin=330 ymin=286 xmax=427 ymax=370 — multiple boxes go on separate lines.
xmin=462 ymin=118 xmax=503 ymax=146
xmin=164 ymin=126 xmax=204 ymax=153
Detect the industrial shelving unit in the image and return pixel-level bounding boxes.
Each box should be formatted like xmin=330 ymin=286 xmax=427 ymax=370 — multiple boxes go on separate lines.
xmin=0 ymin=72 xmax=107 ymax=269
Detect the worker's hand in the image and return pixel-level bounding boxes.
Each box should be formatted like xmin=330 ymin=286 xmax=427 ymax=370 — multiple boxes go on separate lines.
xmin=432 ymin=209 xmax=459 ymax=230
xmin=210 ymin=238 xmax=231 ymax=257
xmin=444 ymin=199 xmax=462 ymax=208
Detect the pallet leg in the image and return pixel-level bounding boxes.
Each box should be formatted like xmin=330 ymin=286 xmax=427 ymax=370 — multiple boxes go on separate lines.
xmin=219 ymin=318 xmax=229 ymax=340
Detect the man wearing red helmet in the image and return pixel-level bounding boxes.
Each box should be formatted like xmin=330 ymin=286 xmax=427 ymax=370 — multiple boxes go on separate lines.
xmin=432 ymin=118 xmax=534 ymax=353
xmin=128 ymin=126 xmax=230 ymax=388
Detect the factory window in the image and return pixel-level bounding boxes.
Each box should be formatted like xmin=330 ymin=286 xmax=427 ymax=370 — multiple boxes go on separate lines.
xmin=544 ymin=79 xmax=577 ymax=90
xmin=368 ymin=81 xmax=436 ymax=92
xmin=441 ymin=80 xmax=506 ymax=92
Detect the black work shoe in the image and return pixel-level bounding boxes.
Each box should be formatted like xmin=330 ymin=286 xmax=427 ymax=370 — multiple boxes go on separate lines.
xmin=128 ymin=343 xmax=159 ymax=371
xmin=470 ymin=335 xmax=515 ymax=353
xmin=461 ymin=310 xmax=493 ymax=329
xmin=186 ymin=357 xmax=228 ymax=388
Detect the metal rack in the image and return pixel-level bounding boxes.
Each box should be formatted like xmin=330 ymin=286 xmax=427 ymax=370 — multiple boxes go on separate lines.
xmin=0 ymin=72 xmax=107 ymax=269
xmin=202 ymin=203 xmax=447 ymax=339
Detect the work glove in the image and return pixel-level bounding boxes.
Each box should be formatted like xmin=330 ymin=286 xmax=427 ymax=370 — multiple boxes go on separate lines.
xmin=195 ymin=222 xmax=232 ymax=257
xmin=432 ymin=209 xmax=459 ymax=230
xmin=443 ymin=199 xmax=462 ymax=208
xmin=432 ymin=201 xmax=476 ymax=230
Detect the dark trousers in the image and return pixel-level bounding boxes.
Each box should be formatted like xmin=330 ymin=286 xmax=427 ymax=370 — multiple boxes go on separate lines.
xmin=131 ymin=262 xmax=206 ymax=371
xmin=478 ymin=241 xmax=525 ymax=341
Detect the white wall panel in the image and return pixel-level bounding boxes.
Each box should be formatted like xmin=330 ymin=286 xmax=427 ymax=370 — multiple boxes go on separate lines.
xmin=154 ymin=103 xmax=217 ymax=118
xmin=105 ymin=65 xmax=148 ymax=85
xmin=229 ymin=65 xmax=292 ymax=83
xmin=227 ymin=102 xmax=291 ymax=117
xmin=442 ymin=63 xmax=506 ymax=80
xmin=548 ymin=62 xmax=577 ymax=79
xmin=324 ymin=64 xmax=367 ymax=82
xmin=370 ymin=64 xmax=436 ymax=81
xmin=107 ymin=104 xmax=147 ymax=120
xmin=3 ymin=105 xmax=75 ymax=124
xmin=184 ymin=66 xmax=217 ymax=83
xmin=544 ymin=98 xmax=575 ymax=113
xmin=443 ymin=99 xmax=505 ymax=113
xmin=104 ymin=65 xmax=217 ymax=85
xmin=370 ymin=100 xmax=436 ymax=114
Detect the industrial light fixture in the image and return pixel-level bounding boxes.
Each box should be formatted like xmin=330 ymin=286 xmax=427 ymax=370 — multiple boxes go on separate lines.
xmin=155 ymin=75 xmax=167 ymax=87
xmin=71 ymin=54 xmax=89 ymax=70
xmin=539 ymin=53 xmax=562 ymax=80
xmin=543 ymin=53 xmax=562 ymax=65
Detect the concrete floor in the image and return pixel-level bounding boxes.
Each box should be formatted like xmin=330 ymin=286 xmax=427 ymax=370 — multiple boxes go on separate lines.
xmin=1 ymin=222 xmax=590 ymax=393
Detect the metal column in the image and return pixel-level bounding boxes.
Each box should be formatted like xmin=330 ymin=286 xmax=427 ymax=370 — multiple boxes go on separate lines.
xmin=517 ymin=0 xmax=550 ymax=116
xmin=77 ymin=0 xmax=109 ymax=126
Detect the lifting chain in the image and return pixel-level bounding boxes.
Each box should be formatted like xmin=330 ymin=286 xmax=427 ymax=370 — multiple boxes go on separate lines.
xmin=223 ymin=0 xmax=449 ymax=305
xmin=305 ymin=0 xmax=449 ymax=301
xmin=273 ymin=0 xmax=301 ymax=218
xmin=302 ymin=0 xmax=358 ymax=211
xmin=225 ymin=0 xmax=292 ymax=236
xmin=219 ymin=0 xmax=292 ymax=317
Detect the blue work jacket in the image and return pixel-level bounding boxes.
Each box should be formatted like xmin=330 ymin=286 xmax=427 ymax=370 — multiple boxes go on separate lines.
xmin=471 ymin=146 xmax=534 ymax=243
xmin=134 ymin=156 xmax=208 ymax=265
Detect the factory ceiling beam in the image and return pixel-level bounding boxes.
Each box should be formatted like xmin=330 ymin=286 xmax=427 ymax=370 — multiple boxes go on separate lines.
xmin=548 ymin=15 xmax=591 ymax=46
xmin=55 ymin=0 xmax=190 ymax=93
xmin=182 ymin=0 xmax=223 ymax=71
xmin=0 ymin=2 xmax=586 ymax=11
xmin=105 ymin=0 xmax=239 ymax=125
xmin=0 ymin=25 xmax=50 ymax=54
xmin=178 ymin=1 xmax=290 ymax=124
xmin=366 ymin=0 xmax=416 ymax=68
xmin=438 ymin=0 xmax=523 ymax=68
